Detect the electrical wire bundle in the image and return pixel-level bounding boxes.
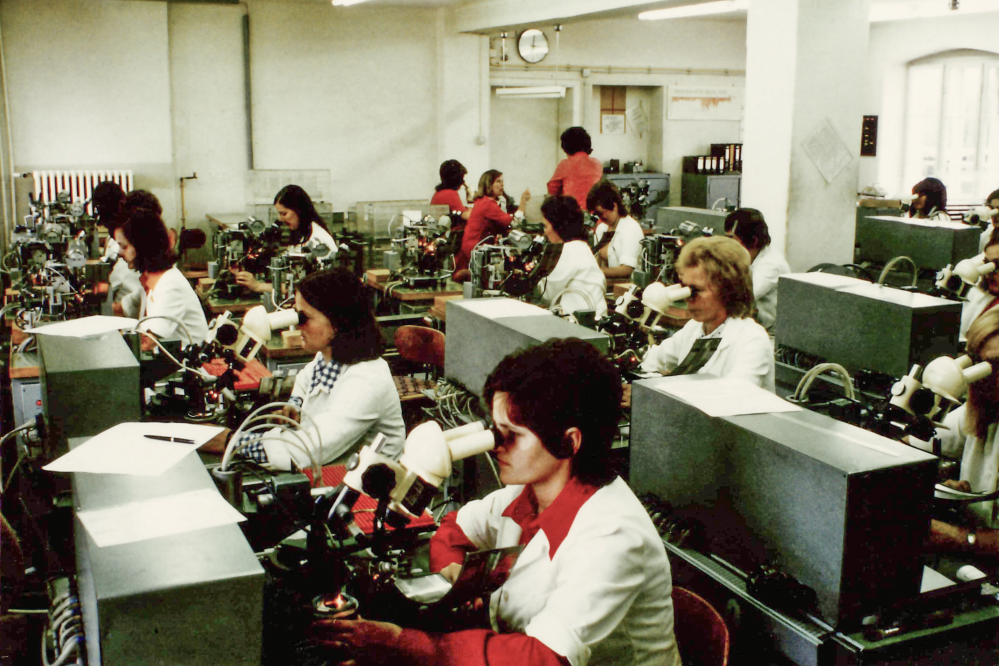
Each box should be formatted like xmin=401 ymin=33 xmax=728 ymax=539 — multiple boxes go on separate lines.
xmin=220 ymin=401 xmax=325 ymax=485
xmin=41 ymin=579 xmax=84 ymax=666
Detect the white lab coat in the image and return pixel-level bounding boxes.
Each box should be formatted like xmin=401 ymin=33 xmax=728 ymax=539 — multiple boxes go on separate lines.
xmin=291 ymin=223 xmax=338 ymax=259
xmin=959 ymin=286 xmax=997 ymax=343
xmin=261 ymin=355 xmax=405 ymax=471
xmin=912 ymin=405 xmax=999 ymax=529
xmin=121 ymin=266 xmax=209 ymax=346
xmin=641 ymin=316 xmax=775 ymax=392
xmin=751 ymin=244 xmax=790 ymax=334
xmin=539 ymin=240 xmax=608 ymax=317
xmin=103 ymin=237 xmax=141 ymax=302
xmin=595 ymin=216 xmax=644 ymax=269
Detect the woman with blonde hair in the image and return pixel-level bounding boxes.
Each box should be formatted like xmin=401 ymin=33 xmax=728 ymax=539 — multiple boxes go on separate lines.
xmin=923 ymin=308 xmax=999 ymax=556
xmin=453 ymin=170 xmax=529 ymax=276
xmin=641 ymin=235 xmax=774 ymax=391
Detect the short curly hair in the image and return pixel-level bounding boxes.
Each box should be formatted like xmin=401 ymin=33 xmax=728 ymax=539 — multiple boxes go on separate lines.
xmin=483 ymin=338 xmax=622 ymax=487
xmin=676 ymin=236 xmax=754 ymax=319
xmin=560 ymin=126 xmax=592 ymax=155
xmin=541 ymin=195 xmax=587 ymax=242
xmin=585 ymin=180 xmax=626 ymax=216
xmin=118 ymin=190 xmax=175 ymax=273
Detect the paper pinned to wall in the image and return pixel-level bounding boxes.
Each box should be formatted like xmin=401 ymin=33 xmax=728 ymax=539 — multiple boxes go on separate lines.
xmin=802 ymin=119 xmax=853 ymax=184
xmin=667 ymin=86 xmax=743 ymax=121
xmin=602 ymin=114 xmax=625 ymax=135
xmin=626 ymin=104 xmax=648 ymax=138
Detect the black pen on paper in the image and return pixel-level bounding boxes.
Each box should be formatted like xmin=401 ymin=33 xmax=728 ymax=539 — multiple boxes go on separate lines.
xmin=144 ymin=434 xmax=196 ymax=445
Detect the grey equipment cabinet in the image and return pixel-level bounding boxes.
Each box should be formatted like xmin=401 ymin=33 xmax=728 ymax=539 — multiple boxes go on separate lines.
xmin=680 ymin=173 xmax=741 ymax=209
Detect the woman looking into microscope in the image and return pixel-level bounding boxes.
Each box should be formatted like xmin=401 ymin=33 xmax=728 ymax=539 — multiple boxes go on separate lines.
xmin=919 ymin=308 xmax=999 ymax=557
xmin=538 ymin=195 xmax=608 ymax=318
xmin=453 ymin=170 xmax=530 ymax=277
xmin=908 ymin=177 xmax=949 ymax=222
xmin=112 ymin=190 xmax=208 ymax=351
xmin=235 ymin=184 xmax=337 ymax=294
xmin=237 ymin=268 xmax=405 ymax=469
xmin=641 ymin=236 xmax=774 ymax=391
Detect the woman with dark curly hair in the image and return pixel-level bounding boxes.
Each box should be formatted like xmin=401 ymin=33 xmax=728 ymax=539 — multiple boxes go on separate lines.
xmin=113 ymin=190 xmax=208 ymax=351
xmin=641 ymin=236 xmax=774 ymax=391
xmin=314 ymin=338 xmax=682 ymax=666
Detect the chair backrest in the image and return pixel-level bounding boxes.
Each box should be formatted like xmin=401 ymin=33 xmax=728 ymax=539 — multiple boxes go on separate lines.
xmin=672 ymin=586 xmax=730 ymax=666
xmin=394 ymin=325 xmax=446 ymax=371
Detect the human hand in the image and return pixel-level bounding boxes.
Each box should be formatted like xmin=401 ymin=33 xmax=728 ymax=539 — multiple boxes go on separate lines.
xmin=234 ymin=271 xmax=261 ymax=293
xmin=927 ymin=519 xmax=966 ymax=551
xmin=941 ymin=479 xmax=972 ymax=492
xmin=280 ymin=404 xmax=300 ymax=424
xmin=439 ymin=562 xmax=462 ymax=584
xmin=112 ymin=301 xmax=124 ymax=317
xmin=621 ymin=383 xmax=632 ymax=409
xmin=310 ymin=618 xmax=405 ymax=663
xmin=520 ymin=189 xmax=531 ymax=210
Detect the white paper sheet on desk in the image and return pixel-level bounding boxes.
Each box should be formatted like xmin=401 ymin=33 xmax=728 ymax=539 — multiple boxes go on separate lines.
xmin=23 ymin=315 xmax=138 ymax=339
xmin=458 ymin=299 xmax=550 ymax=318
xmin=76 ymin=488 xmax=245 ymax=548
xmin=651 ymin=377 xmax=799 ymax=417
xmin=43 ymin=422 xmax=224 ymax=476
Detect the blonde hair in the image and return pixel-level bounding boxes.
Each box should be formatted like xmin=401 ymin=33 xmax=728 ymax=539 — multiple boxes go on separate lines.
xmin=965 ymin=308 xmax=999 ymax=439
xmin=676 ymin=236 xmax=754 ymax=319
xmin=474 ymin=170 xmax=503 ymax=202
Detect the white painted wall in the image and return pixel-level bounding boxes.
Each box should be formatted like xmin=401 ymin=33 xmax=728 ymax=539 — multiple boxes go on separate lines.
xmin=862 ymin=13 xmax=999 ymax=200
xmin=1 ymin=0 xmax=177 ymax=220
xmin=167 ymin=2 xmax=249 ymax=263
xmin=489 ymin=17 xmax=746 ymax=206
xmin=489 ymin=95 xmax=559 ymax=218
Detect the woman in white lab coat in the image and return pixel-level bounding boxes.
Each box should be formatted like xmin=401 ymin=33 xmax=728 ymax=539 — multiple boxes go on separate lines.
xmin=641 ymin=236 xmax=775 ymax=391
xmin=537 ymin=195 xmax=608 ymax=318
xmin=239 ymin=268 xmax=405 ymax=470
xmin=922 ymin=308 xmax=999 ymax=557
xmin=908 ymin=177 xmax=949 ymax=222
xmin=92 ymin=180 xmax=141 ymax=303
xmin=113 ymin=190 xmax=208 ymax=351
xmin=235 ymin=184 xmax=337 ymax=294
xmin=724 ymin=207 xmax=789 ymax=335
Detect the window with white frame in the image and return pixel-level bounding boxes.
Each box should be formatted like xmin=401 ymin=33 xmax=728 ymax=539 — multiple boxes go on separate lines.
xmin=902 ymin=49 xmax=999 ymax=205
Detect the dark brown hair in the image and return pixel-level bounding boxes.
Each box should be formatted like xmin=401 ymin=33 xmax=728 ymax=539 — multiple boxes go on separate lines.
xmin=297 ymin=268 xmax=384 ymax=364
xmin=484 ymin=338 xmax=622 ymax=487
xmin=118 ymin=190 xmax=175 ymax=273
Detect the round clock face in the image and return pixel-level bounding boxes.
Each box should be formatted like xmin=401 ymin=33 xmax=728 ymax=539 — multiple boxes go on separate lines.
xmin=518 ymin=29 xmax=549 ymax=64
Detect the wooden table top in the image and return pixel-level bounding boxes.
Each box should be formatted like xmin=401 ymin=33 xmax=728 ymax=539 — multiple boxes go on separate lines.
xmin=365 ymin=270 xmax=463 ymax=303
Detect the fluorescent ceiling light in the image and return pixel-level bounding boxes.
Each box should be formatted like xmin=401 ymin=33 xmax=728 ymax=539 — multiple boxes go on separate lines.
xmin=495 ymin=86 xmax=567 ymax=99
xmin=639 ymin=0 xmax=749 ymax=21
xmin=870 ymin=0 xmax=998 ymax=22
xmin=331 ymin=0 xmax=370 ymax=6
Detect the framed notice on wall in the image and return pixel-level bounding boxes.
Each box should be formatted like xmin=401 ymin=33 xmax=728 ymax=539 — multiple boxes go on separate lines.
xmin=667 ymin=86 xmax=743 ymax=121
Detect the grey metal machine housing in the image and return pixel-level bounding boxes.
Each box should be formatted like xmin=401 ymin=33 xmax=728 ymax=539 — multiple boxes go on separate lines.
xmin=855 ymin=215 xmax=979 ymax=270
xmin=72 ymin=439 xmax=264 ymax=665
xmin=38 ymin=332 xmax=140 ymax=459
xmin=775 ymin=273 xmax=960 ymax=377
xmin=444 ymin=298 xmax=609 ymax=396
xmin=629 ymin=375 xmax=937 ymax=628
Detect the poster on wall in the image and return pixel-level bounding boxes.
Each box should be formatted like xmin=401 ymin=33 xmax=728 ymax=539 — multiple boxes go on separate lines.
xmin=627 ymin=103 xmax=648 ymax=138
xmin=802 ymin=119 xmax=852 ymax=184
xmin=602 ymin=114 xmax=626 ymax=135
xmin=667 ymin=86 xmax=743 ymax=121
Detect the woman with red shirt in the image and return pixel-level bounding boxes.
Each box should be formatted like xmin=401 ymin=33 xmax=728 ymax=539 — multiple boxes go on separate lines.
xmin=454 ymin=170 xmax=529 ymax=277
xmin=430 ymin=160 xmax=472 ymax=227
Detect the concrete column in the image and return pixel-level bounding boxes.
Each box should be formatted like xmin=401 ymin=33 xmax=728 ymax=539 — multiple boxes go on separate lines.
xmin=741 ymin=0 xmax=870 ymax=271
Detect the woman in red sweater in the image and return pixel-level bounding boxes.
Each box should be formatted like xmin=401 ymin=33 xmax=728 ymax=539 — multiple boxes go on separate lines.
xmin=454 ymin=170 xmax=529 ymax=277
